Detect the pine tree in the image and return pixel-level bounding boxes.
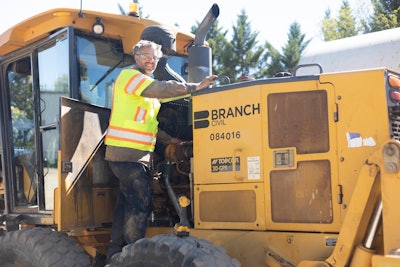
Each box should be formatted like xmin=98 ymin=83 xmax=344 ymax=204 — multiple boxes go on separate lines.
xmin=367 ymin=0 xmax=399 ymax=31
xmin=281 ymin=22 xmax=311 ymax=73
xmin=258 ymin=22 xmax=310 ymax=77
xmin=218 ymin=9 xmax=263 ymax=82
xmin=321 ymin=0 xmax=358 ymax=41
xmin=204 ymin=21 xmax=230 ymax=81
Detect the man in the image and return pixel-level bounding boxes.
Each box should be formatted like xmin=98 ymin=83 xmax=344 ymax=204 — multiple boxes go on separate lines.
xmin=104 ymin=40 xmax=217 ymax=261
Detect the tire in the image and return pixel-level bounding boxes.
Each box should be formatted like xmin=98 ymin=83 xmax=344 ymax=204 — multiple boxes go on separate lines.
xmin=108 ymin=234 xmax=241 ymax=267
xmin=0 ymin=227 xmax=91 ymax=267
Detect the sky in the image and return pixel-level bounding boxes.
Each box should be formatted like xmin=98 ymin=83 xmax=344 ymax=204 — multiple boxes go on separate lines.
xmin=0 ymin=0 xmax=372 ymax=49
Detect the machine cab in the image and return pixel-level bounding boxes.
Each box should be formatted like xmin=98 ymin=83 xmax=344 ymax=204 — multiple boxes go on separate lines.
xmin=0 ymin=9 xmax=191 ymax=227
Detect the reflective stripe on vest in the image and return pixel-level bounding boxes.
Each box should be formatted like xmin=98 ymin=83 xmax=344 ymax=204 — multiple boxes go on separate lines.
xmin=125 ymin=73 xmax=148 ymax=94
xmin=134 ymin=107 xmax=147 ymax=123
xmin=106 ymin=126 xmax=156 ymax=146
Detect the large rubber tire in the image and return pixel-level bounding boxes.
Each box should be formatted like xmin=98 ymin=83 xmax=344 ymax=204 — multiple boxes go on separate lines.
xmin=108 ymin=234 xmax=241 ymax=267
xmin=0 ymin=227 xmax=91 ymax=267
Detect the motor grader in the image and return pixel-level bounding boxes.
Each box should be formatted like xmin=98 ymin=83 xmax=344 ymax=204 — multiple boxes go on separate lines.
xmin=0 ymin=3 xmax=399 ymax=267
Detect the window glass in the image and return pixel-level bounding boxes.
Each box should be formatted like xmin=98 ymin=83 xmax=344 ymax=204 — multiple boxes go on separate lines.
xmin=77 ymin=36 xmax=134 ymax=108
xmin=8 ymin=57 xmax=36 ymax=207
xmin=167 ymin=55 xmax=188 ymax=80
xmin=37 ymin=36 xmax=69 ymax=209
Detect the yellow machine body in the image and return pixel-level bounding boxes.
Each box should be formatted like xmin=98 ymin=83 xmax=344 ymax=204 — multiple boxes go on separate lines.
xmin=0 ymin=5 xmax=399 ymax=267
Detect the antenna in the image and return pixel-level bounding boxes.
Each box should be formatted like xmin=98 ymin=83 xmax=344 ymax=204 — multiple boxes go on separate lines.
xmin=78 ymin=0 xmax=84 ymax=18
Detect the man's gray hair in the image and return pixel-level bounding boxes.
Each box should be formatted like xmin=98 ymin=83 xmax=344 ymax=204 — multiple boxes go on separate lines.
xmin=132 ymin=40 xmax=163 ymax=58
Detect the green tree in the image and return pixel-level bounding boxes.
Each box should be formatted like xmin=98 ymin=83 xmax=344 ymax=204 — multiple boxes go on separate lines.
xmin=258 ymin=22 xmax=310 ymax=77
xmin=281 ymin=22 xmax=311 ymax=73
xmin=9 ymin=72 xmax=35 ymax=149
xmin=9 ymin=73 xmax=34 ymax=120
xmin=321 ymin=0 xmax=358 ymax=41
xmin=54 ymin=74 xmax=69 ymax=92
xmin=367 ymin=0 xmax=399 ymax=31
xmin=214 ymin=9 xmax=263 ymax=82
xmin=204 ymin=12 xmax=310 ymax=80
xmin=258 ymin=42 xmax=282 ymax=78
xmin=321 ymin=9 xmax=341 ymax=40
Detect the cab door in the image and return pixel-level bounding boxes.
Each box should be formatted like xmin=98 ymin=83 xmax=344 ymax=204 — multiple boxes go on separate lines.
xmin=2 ymin=30 xmax=70 ymax=215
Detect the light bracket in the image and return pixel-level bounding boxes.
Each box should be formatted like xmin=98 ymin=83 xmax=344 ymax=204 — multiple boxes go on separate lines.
xmin=92 ymin=17 xmax=104 ymax=35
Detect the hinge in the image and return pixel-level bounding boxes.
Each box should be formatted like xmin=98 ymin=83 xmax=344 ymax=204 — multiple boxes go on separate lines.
xmin=61 ymin=161 xmax=72 ymax=173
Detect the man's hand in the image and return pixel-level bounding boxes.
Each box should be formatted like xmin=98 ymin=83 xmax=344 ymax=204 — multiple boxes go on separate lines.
xmin=196 ymin=75 xmax=218 ymax=91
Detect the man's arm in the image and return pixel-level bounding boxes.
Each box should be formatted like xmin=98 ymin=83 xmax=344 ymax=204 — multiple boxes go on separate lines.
xmin=157 ymin=129 xmax=181 ymax=145
xmin=141 ymin=80 xmax=196 ymax=98
xmin=141 ymin=75 xmax=218 ymax=99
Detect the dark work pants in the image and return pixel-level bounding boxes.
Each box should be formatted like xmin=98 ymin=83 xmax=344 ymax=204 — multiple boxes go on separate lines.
xmin=106 ymin=161 xmax=152 ymax=261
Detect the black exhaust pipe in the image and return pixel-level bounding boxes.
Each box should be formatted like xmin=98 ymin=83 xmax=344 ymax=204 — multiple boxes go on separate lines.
xmin=188 ymin=4 xmax=219 ymax=83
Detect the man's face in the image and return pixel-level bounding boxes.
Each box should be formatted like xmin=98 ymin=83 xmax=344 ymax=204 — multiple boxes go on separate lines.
xmin=134 ymin=46 xmax=160 ymax=76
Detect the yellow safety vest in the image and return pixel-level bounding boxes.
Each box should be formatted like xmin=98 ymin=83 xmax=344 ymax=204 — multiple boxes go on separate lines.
xmin=105 ymin=68 xmax=161 ymax=152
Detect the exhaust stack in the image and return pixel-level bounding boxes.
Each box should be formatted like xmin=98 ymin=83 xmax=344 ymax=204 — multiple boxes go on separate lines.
xmin=188 ymin=4 xmax=219 ymax=83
